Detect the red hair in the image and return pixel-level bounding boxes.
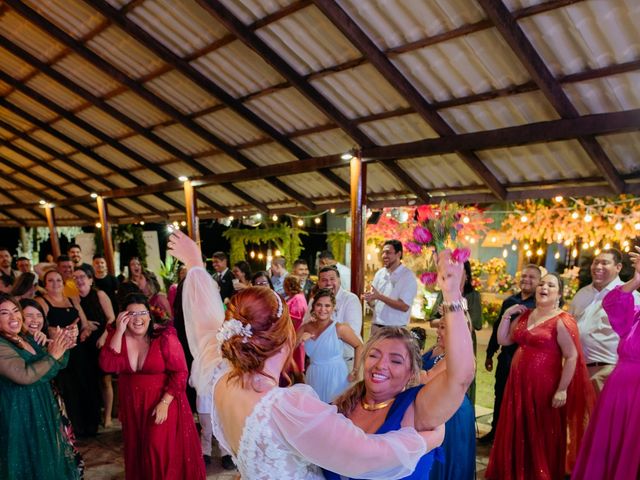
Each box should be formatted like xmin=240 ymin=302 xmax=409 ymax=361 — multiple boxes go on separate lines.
xmin=221 ymin=287 xmax=294 ymax=387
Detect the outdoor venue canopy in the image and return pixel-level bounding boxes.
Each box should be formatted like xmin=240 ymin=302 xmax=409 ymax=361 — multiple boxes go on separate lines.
xmin=0 ymin=0 xmax=638 ymax=226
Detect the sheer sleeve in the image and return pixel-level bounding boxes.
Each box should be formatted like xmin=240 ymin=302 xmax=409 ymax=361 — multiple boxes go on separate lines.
xmin=0 ymin=340 xmax=60 ymax=385
xmin=159 ymin=327 xmax=188 ymax=396
xmin=182 ymin=266 xmax=225 ymax=396
xmin=272 ymin=385 xmax=427 ymax=479
xmin=603 ymin=287 xmax=638 ymax=338
xmin=98 ymin=330 xmax=129 ymax=374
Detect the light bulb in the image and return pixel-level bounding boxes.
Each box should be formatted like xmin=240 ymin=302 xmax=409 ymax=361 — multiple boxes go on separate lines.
xmin=250 ymin=251 xmax=255 ymax=259
xmin=462 ymin=216 xmax=470 ymax=224
xmin=582 ymin=242 xmax=589 ymax=250
xmin=554 ymin=252 xmax=560 ymax=259
xmin=180 ymin=221 xmax=186 ymax=227
xmin=554 ymin=196 xmax=563 ymax=203
xmin=536 ymin=248 xmax=543 ymax=256
xmin=469 ymin=238 xmax=476 ymax=244
xmin=90 ymin=192 xmax=98 ymax=199
xmin=594 ymin=248 xmax=601 ymax=255
xmin=623 ymin=240 xmax=629 ymax=247
xmin=520 ymin=215 xmax=528 ymax=223
xmin=140 ymin=221 xmax=145 ymax=226
xmin=511 ymin=244 xmax=517 ymax=251
xmin=95 ymin=222 xmax=102 ymax=228
xmin=589 ymin=240 xmax=595 ymax=247
xmin=257 ymin=253 xmax=264 ymax=260
xmin=314 ymin=217 xmax=321 ymax=224
xmin=275 ymin=250 xmax=281 ymax=257
xmin=330 ymin=208 xmax=335 ymax=214
xmin=526 ymin=250 xmax=532 ymax=258
xmin=571 ymin=212 xmax=579 ymax=219
xmin=272 ymin=214 xmax=278 ymax=221
xmin=491 ymin=236 xmax=497 ymax=243
xmin=502 ymin=249 xmax=508 ymax=258
xmin=297 ymin=219 xmax=304 ymax=227
xmin=572 ymin=249 xmax=578 ymax=258
xmin=584 ymin=214 xmax=592 ymax=223
xmin=524 ymin=243 xmax=530 ymax=250
xmin=635 ymin=223 xmax=640 ymax=230
xmin=615 ymin=223 xmax=622 ymax=231
xmin=564 ymin=239 xmax=571 ymax=246
xmin=604 ymin=243 xmax=611 ymax=250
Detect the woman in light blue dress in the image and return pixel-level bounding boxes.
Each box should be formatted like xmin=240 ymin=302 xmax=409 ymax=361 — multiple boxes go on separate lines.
xmin=297 ymin=289 xmax=363 ymax=403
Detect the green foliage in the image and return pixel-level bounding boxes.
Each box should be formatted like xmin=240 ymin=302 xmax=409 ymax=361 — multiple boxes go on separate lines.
xmin=158 ymin=254 xmax=179 ymax=291
xmin=326 ymin=231 xmax=350 ymax=264
xmin=223 ymin=225 xmax=307 ymax=267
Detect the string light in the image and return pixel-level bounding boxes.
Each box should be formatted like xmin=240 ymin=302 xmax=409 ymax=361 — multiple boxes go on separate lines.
xmin=511 ymin=244 xmax=517 ymax=251
xmin=90 ymin=193 xmax=98 ymax=199
xmin=520 ymin=215 xmax=528 ymax=223
xmin=95 ymin=222 xmax=102 ymax=228
xmin=554 ymin=252 xmax=560 ymax=259
xmin=635 ymin=223 xmax=640 ymax=230
xmin=330 ymin=208 xmax=336 ymax=214
xmin=491 ymin=236 xmax=497 ymax=243
xmin=275 ymin=250 xmax=281 ymax=257
xmin=563 ymin=239 xmax=571 ymax=246
xmin=584 ymin=213 xmax=593 ymax=222
xmin=502 ymin=249 xmax=508 ymax=258
xmin=624 ymin=246 xmax=631 ymax=252
xmin=604 ymin=243 xmax=611 ymax=249
xmin=572 ymin=249 xmax=578 ymax=258
xmin=536 ymin=248 xmax=544 ymax=256
xmin=526 ymin=250 xmax=532 ymax=258
xmin=140 ymin=221 xmax=145 ymax=226
xmin=615 ymin=223 xmax=623 ymax=231
xmin=554 ymin=196 xmax=563 ymax=203
xmin=523 ymin=243 xmax=530 ymax=250
xmin=229 ymin=216 xmax=234 ymax=221
xmin=571 ymin=212 xmax=579 ymax=219
xmin=462 ymin=216 xmax=470 ymax=224
xmin=589 ymin=240 xmax=595 ymax=247
xmin=297 ymin=219 xmax=304 ymax=227
xmin=469 ymin=238 xmax=476 ymax=244
xmin=582 ymin=242 xmax=589 ymax=250
xmin=272 ymin=214 xmax=278 ymax=221
xmin=257 ymin=253 xmax=264 ymax=260
xmin=180 ymin=221 xmax=186 ymax=227
xmin=366 ymin=253 xmax=372 ymax=261
xmin=594 ymin=248 xmax=601 ymax=255
xmin=314 ymin=217 xmax=321 ymax=224
xmin=623 ymin=240 xmax=629 ymax=247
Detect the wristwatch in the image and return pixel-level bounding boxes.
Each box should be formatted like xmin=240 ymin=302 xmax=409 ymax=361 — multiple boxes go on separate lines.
xmin=440 ymin=297 xmax=468 ymax=313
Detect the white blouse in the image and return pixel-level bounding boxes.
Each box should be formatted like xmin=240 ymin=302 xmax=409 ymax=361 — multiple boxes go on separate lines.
xmin=182 ymin=267 xmax=428 ymax=479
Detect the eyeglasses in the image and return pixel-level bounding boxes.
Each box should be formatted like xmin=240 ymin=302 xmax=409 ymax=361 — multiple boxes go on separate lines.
xmin=128 ymin=310 xmax=149 ymax=317
xmin=254 ymin=281 xmax=269 ymax=286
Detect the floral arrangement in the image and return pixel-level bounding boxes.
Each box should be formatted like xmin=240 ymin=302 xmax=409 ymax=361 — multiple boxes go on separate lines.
xmin=560 ymin=266 xmax=580 ymax=302
xmin=402 ymin=202 xmax=472 ymax=287
xmin=490 ymin=272 xmax=516 ymax=294
xmin=482 ymin=299 xmax=503 ymax=326
xmin=501 ymin=195 xmax=640 ymax=248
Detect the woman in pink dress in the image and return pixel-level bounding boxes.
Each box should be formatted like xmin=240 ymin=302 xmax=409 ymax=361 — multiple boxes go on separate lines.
xmin=99 ymin=293 xmax=204 ymax=480
xmin=284 ymin=275 xmax=308 ymax=373
xmin=572 ymin=246 xmax=640 ymax=479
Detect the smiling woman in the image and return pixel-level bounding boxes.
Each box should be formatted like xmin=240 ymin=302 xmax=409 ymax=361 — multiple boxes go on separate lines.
xmin=99 ymin=293 xmax=205 ymax=479
xmin=0 ymin=293 xmax=80 ymax=480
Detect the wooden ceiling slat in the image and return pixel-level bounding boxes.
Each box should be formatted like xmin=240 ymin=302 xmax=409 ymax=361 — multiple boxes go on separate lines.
xmin=478 ymin=0 xmax=625 ymax=194
xmin=87 ymin=0 xmax=349 ymax=197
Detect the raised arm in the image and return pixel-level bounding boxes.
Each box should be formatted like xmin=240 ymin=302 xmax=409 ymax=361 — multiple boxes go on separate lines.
xmin=497 ymin=304 xmax=528 ymax=346
xmin=274 ymin=386 xmax=429 ymax=480
xmin=168 ymin=230 xmax=225 ymax=396
xmin=603 ymin=247 xmax=640 ymax=338
xmin=413 ymin=249 xmax=475 ymax=430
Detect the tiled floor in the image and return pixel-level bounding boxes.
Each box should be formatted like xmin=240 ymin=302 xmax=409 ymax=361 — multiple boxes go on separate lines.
xmin=79 ymin=413 xmax=493 ymax=479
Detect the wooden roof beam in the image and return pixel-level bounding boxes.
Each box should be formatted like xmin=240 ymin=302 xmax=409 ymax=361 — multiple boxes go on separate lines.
xmin=478 ymin=0 xmax=625 ymax=194
xmin=313 ymin=0 xmax=507 ymax=201
xmin=196 ymin=0 xmax=432 ymax=202
xmin=0 ymin=155 xmax=94 ymax=222
xmin=5 ymin=0 xmax=315 ymax=211
xmin=85 ymin=0 xmax=350 ymax=195
xmin=0 ymin=98 xmax=175 ymax=218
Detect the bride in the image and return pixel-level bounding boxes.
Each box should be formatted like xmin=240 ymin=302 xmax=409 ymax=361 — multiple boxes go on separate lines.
xmin=169 ymin=230 xmax=445 ymax=479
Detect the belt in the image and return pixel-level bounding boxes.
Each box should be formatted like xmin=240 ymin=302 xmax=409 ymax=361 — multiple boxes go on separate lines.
xmin=586 ymin=362 xmax=613 ymax=367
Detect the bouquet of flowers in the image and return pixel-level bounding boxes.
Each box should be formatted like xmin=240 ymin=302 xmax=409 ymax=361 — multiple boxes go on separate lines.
xmin=404 ymin=201 xmax=471 ymax=288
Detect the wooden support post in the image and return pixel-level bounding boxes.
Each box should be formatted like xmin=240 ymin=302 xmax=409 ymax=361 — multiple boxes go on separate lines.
xmin=183 ymin=180 xmax=199 ymax=243
xmin=350 ymin=152 xmax=366 ymax=298
xmin=96 ymin=196 xmax=116 ymax=276
xmin=45 ymin=205 xmax=61 ymax=259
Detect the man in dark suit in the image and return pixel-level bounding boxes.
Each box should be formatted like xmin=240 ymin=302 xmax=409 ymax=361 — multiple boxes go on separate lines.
xmin=212 ymin=251 xmax=234 ymax=303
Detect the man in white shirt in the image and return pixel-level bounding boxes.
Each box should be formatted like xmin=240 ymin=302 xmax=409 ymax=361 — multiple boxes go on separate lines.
xmin=363 ymin=240 xmax=418 ymax=334
xmin=570 ymin=248 xmax=640 ymax=394
xmin=304 ymin=265 xmax=362 ymax=370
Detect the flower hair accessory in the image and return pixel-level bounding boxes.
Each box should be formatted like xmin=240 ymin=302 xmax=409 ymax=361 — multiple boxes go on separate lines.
xmin=216 ymin=319 xmax=253 ymax=345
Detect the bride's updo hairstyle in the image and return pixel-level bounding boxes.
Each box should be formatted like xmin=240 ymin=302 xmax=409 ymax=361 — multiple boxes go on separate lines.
xmin=221 ymin=286 xmax=294 ymax=387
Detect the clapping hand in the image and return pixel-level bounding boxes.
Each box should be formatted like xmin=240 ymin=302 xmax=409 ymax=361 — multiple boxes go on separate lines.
xmin=47 ymin=326 xmax=75 ymax=360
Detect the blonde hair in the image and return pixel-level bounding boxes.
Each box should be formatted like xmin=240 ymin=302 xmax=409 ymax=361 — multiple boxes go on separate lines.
xmin=333 ymin=327 xmax=423 ymax=415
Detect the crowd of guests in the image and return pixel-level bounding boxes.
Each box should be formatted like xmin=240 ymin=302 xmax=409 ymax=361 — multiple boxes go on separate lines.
xmin=1 ymin=233 xmax=639 ymax=479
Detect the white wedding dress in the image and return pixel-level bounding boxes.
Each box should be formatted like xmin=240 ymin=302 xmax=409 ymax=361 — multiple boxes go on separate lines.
xmin=183 ymin=267 xmax=428 ymax=480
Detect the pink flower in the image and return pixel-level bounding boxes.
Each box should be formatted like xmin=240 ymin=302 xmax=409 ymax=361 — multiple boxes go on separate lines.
xmin=413 ymin=226 xmax=433 ymax=244
xmin=454 ymin=223 xmax=464 ymax=231
xmin=451 ymin=247 xmax=471 ymax=264
xmin=404 ymin=241 xmax=423 ymax=255
xmin=416 ymin=205 xmax=434 ymax=222
xmin=420 ymin=272 xmax=438 ymax=286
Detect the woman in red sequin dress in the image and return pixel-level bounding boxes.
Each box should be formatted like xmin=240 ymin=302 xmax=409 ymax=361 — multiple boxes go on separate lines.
xmin=485 ymin=273 xmax=595 ymax=480
xmin=99 ymin=293 xmax=204 ymax=480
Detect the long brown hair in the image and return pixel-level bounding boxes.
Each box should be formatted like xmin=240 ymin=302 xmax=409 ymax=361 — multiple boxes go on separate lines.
xmin=333 ymin=327 xmax=423 ymax=415
xmin=0 ymin=293 xmax=28 ymax=349
xmin=222 ymin=287 xmax=294 ymax=389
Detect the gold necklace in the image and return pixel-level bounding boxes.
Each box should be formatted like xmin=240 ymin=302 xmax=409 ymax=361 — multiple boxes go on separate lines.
xmin=361 ymin=398 xmax=394 ymax=411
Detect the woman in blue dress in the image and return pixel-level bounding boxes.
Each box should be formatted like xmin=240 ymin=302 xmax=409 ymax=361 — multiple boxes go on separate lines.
xmin=297 ymin=288 xmax=363 ymax=402
xmin=419 ymin=321 xmax=476 ymax=480
xmin=324 ymin=249 xmax=476 ymax=480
